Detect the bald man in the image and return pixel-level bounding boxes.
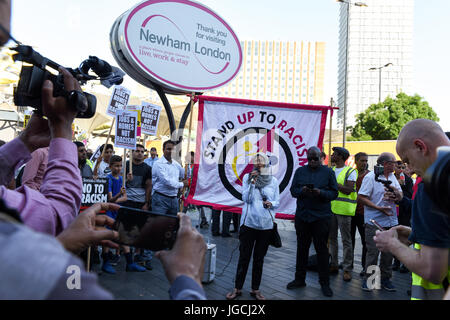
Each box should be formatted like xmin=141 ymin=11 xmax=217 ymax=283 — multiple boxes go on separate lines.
xmin=374 ymin=119 xmax=450 ymax=300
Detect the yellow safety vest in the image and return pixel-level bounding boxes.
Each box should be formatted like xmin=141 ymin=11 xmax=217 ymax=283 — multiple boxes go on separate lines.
xmin=86 ymin=159 xmax=94 ymax=170
xmin=411 ymin=243 xmax=450 ymax=300
xmin=331 ymin=166 xmax=358 ymax=216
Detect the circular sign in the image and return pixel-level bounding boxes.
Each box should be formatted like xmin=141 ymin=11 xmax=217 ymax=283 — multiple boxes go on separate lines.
xmin=112 ymin=0 xmax=243 ymax=94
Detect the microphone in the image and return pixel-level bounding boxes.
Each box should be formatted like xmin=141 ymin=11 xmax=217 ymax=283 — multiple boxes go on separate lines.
xmin=251 ymin=167 xmax=260 ymax=183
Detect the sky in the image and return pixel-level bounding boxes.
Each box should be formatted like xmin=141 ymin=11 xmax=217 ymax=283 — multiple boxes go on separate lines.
xmin=9 ymin=0 xmax=450 ymax=131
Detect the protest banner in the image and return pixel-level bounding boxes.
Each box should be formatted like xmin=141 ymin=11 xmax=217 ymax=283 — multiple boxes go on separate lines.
xmin=23 ymin=110 xmax=32 ymax=128
xmin=115 ymin=110 xmax=138 ymax=150
xmin=127 ymin=105 xmax=142 ymax=137
xmin=141 ymin=102 xmax=162 ymax=136
xmin=187 ymin=96 xmax=331 ymax=220
xmin=107 ymin=85 xmax=131 ymax=116
xmin=90 ymin=145 xmax=102 ymax=164
xmin=81 ymin=178 xmax=109 ymax=207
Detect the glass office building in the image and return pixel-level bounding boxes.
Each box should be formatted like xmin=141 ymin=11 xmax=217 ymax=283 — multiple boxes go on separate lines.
xmin=211 ymin=40 xmax=326 ymax=105
xmin=337 ymin=0 xmax=414 ymax=128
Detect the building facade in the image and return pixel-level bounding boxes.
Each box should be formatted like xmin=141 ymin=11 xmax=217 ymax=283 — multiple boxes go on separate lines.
xmin=210 ymin=40 xmax=326 ymax=105
xmin=337 ymin=0 xmax=414 ymax=128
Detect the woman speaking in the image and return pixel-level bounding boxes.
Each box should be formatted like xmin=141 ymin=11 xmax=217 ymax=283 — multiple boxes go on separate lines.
xmin=226 ymin=153 xmax=280 ymax=301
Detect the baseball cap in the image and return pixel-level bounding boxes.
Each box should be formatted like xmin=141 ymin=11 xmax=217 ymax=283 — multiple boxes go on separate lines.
xmin=332 ymin=147 xmax=350 ymax=161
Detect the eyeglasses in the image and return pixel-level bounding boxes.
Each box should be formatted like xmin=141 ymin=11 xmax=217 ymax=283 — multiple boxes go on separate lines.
xmin=307 ymin=157 xmax=319 ymax=161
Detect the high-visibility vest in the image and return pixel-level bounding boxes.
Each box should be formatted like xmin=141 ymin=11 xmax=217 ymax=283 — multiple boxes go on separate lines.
xmin=86 ymin=159 xmax=94 ymax=170
xmin=331 ymin=166 xmax=358 ymax=216
xmin=411 ymin=243 xmax=450 ymax=300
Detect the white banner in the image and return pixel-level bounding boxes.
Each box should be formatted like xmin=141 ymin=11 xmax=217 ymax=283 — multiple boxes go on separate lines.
xmin=115 ymin=110 xmax=138 ymax=150
xmin=107 ymin=85 xmax=131 ymax=117
xmin=141 ymin=102 xmax=162 ymax=136
xmin=187 ymin=96 xmax=329 ymax=219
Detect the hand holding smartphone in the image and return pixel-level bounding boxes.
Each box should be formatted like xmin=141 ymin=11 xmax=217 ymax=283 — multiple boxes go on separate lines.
xmin=113 ymin=206 xmax=179 ymax=251
xmin=370 ymin=219 xmax=385 ymax=231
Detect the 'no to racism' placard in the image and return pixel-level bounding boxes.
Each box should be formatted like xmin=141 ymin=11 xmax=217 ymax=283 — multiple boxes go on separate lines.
xmin=115 ymin=110 xmax=138 ymax=149
xmin=107 ymin=85 xmax=131 ymax=116
xmin=141 ymin=102 xmax=162 ymax=136
xmin=81 ymin=178 xmax=108 ymax=206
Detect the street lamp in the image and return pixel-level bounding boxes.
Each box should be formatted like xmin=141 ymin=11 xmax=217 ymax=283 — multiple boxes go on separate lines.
xmin=369 ymin=63 xmax=393 ymax=103
xmin=337 ymin=0 xmax=367 ymax=148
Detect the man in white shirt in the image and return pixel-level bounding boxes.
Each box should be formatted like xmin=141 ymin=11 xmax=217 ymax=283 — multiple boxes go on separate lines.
xmin=358 ymin=152 xmax=403 ymax=292
xmin=152 ymin=140 xmax=189 ymax=215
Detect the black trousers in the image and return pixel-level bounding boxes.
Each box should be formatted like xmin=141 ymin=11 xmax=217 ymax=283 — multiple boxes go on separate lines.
xmin=231 ymin=212 xmax=240 ymax=232
xmin=351 ymin=214 xmax=367 ymax=269
xmin=234 ymin=225 xmax=272 ymax=290
xmin=295 ymin=216 xmax=330 ymax=285
xmin=211 ymin=210 xmax=232 ymax=235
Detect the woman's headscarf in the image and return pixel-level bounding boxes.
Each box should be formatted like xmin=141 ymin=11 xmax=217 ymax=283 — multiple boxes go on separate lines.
xmin=249 ymin=152 xmax=272 ymax=189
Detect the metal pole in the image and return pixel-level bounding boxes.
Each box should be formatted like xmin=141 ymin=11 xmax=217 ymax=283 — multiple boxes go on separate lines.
xmin=343 ymin=2 xmax=350 ymax=148
xmin=329 ymin=98 xmax=334 ymax=167
xmin=378 ymin=67 xmax=382 ymax=103
xmin=152 ymin=83 xmax=176 ymax=136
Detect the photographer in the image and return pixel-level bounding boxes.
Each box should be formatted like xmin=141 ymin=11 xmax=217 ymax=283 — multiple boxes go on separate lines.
xmin=358 ymin=152 xmax=402 ymax=292
xmin=374 ymin=119 xmax=450 ymax=300
xmin=226 ymin=153 xmax=279 ymax=301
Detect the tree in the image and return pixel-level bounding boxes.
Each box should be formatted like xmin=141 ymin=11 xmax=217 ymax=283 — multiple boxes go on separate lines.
xmin=348 ymin=93 xmax=439 ymax=141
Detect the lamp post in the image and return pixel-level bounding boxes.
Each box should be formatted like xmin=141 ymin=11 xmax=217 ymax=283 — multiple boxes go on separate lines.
xmin=369 ymin=63 xmax=393 ymax=103
xmin=337 ymin=0 xmax=367 ymax=148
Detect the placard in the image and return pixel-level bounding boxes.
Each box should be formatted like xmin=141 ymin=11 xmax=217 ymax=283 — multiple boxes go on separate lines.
xmin=107 ymin=85 xmax=131 ymax=116
xmin=115 ymin=110 xmax=138 ymax=149
xmin=81 ymin=178 xmax=109 ymax=206
xmin=141 ymin=102 xmax=162 ymax=136
xmin=126 ymin=105 xmax=142 ymax=137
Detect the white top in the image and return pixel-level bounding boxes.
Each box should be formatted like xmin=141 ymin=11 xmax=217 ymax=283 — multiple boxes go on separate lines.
xmin=94 ymin=160 xmax=111 ymax=178
xmin=241 ymin=173 xmax=280 ymax=230
xmin=151 ymin=156 xmax=185 ymax=197
xmin=334 ymin=166 xmax=357 ymax=182
xmin=358 ymin=171 xmax=400 ymax=228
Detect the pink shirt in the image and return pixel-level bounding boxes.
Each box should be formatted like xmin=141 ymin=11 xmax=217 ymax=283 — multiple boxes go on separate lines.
xmin=21 ymin=147 xmax=49 ymax=191
xmin=0 ymin=138 xmax=81 ymax=235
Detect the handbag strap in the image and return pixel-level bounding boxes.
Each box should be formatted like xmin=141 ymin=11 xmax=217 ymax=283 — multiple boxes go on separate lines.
xmin=257 ymin=187 xmax=275 ymax=222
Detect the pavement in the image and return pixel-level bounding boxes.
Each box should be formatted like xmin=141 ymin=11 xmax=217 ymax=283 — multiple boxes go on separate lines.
xmin=94 ymin=207 xmax=412 ymax=300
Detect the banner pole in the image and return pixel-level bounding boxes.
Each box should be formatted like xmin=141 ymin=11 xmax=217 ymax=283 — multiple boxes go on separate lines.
xmin=123 ymin=149 xmax=127 ymax=188
xmin=93 ymin=118 xmax=116 ymax=178
xmin=328 ymin=98 xmax=334 ymax=168
xmin=86 ymin=247 xmax=91 ymax=271
xmin=180 ymin=93 xmax=195 ymax=212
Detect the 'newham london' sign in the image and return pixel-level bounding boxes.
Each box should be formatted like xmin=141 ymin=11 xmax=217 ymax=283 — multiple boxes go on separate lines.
xmin=118 ymin=0 xmax=242 ymax=93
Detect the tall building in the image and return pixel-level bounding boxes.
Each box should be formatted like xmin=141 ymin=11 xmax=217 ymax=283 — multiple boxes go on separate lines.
xmin=211 ymin=40 xmax=326 ymax=105
xmin=337 ymin=0 xmax=414 ymax=128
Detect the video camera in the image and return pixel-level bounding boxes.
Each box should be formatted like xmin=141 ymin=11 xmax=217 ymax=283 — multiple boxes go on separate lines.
xmin=423 ymin=146 xmax=450 ymax=215
xmin=11 ymin=44 xmax=125 ymax=118
xmin=374 ymin=164 xmax=394 ymax=192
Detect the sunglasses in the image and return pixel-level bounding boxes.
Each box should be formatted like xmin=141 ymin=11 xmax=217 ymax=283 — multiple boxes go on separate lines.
xmin=307 ymin=156 xmax=319 ymax=161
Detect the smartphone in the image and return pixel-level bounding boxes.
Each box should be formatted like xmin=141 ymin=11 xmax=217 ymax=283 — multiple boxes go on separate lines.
xmin=370 ymin=219 xmax=384 ymax=231
xmin=113 ymin=206 xmax=179 ymax=251
xmin=306 ymin=184 xmax=314 ymax=189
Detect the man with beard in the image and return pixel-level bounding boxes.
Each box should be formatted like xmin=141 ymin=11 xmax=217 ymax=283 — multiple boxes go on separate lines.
xmin=74 ymin=141 xmax=93 ymax=178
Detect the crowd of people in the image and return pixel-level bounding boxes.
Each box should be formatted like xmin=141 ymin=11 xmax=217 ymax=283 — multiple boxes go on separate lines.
xmin=0 ymin=0 xmax=448 ymax=301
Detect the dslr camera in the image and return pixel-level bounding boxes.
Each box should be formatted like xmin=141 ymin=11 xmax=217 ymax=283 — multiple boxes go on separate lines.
xmin=374 ymin=164 xmax=394 ymax=192
xmin=262 ymin=195 xmax=269 ymax=209
xmin=11 ymin=44 xmax=125 ymax=118
xmin=423 ymin=146 xmax=450 ymax=215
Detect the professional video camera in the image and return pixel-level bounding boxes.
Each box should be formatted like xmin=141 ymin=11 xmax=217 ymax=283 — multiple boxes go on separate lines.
xmin=11 ymin=44 xmax=125 ymax=118
xmin=423 ymin=146 xmax=450 ymax=215
xmin=374 ymin=164 xmax=394 ymax=192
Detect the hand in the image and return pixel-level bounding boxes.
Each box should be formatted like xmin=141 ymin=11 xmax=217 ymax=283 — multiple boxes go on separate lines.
xmin=155 ymin=213 xmax=206 ymax=287
xmin=311 ymin=188 xmax=321 ymax=197
xmin=377 ymin=206 xmax=393 ymax=216
xmin=127 ymin=173 xmax=133 ymax=182
xmin=19 ymin=113 xmax=51 ymax=153
xmin=391 ymin=225 xmax=412 ymax=246
xmin=92 ymin=175 xmax=98 ymax=180
xmin=250 ymin=170 xmax=259 ymax=184
xmin=373 ymin=229 xmax=398 ymax=252
xmin=41 ymin=67 xmax=81 ymax=140
xmin=384 ymin=187 xmax=402 ymax=202
xmin=263 ymin=201 xmax=273 ymax=209
xmin=57 ymin=203 xmax=120 ymax=254
xmin=182 ymin=179 xmax=189 ymax=187
xmin=301 ymin=186 xmax=312 ymax=193
xmin=120 ymin=187 xmax=126 ymax=196
xmin=141 ymin=203 xmax=149 ymax=211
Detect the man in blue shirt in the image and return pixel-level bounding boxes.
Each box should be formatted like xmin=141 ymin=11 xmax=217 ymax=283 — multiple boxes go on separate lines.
xmin=144 ymin=147 xmax=159 ymax=168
